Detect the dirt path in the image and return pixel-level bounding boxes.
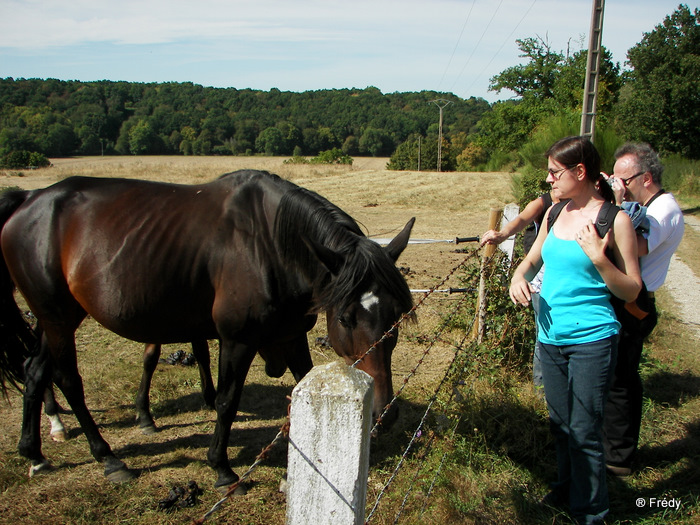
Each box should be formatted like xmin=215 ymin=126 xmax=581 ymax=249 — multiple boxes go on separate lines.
xmin=665 ymin=214 xmax=700 ymax=338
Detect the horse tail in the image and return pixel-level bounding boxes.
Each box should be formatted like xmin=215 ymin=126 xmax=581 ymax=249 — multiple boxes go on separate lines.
xmin=0 ymin=189 xmax=36 ymax=397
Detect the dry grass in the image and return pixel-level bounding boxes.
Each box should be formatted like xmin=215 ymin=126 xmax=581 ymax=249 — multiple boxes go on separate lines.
xmin=0 ymin=157 xmax=513 ymax=525
xmin=0 ymin=156 xmax=697 ymax=525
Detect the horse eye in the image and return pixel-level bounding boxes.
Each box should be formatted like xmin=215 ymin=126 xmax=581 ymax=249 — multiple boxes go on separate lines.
xmin=337 ymin=315 xmax=349 ymax=328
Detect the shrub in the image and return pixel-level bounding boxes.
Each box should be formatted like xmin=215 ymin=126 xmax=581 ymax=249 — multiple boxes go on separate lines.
xmin=308 ymin=148 xmax=353 ymax=165
xmin=1 ymin=150 xmax=51 ymax=169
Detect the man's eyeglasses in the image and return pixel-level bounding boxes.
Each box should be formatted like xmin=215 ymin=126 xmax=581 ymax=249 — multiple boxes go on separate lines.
xmin=619 ymin=171 xmax=645 ymax=187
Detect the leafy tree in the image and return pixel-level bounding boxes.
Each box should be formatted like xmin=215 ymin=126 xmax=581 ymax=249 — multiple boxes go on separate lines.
xmin=618 ymin=5 xmax=700 ymax=158
xmin=255 ymin=127 xmax=285 ymax=155
xmin=193 ymin=129 xmax=214 ymax=155
xmin=128 ymin=120 xmax=157 ymax=155
xmin=41 ymin=122 xmax=77 ymax=156
xmin=489 ymin=37 xmax=563 ymax=99
xmin=359 ymin=127 xmax=392 ymax=157
xmin=386 ymin=138 xmax=420 ymax=171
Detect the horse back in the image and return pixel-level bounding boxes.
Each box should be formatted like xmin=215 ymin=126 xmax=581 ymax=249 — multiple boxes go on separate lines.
xmin=1 ymin=173 xmax=301 ymax=344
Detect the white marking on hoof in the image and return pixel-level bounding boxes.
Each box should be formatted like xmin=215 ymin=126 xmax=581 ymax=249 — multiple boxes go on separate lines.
xmin=28 ymin=460 xmax=52 ymax=477
xmin=48 ymin=414 xmax=66 ymax=442
xmin=50 ymin=430 xmax=67 ymax=443
xmin=361 ymin=291 xmax=379 ymax=312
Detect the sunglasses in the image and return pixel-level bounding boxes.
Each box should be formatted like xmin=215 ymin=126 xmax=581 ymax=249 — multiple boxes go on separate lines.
xmin=620 ymin=171 xmax=645 ymax=187
xmin=545 ymin=166 xmax=574 ymax=180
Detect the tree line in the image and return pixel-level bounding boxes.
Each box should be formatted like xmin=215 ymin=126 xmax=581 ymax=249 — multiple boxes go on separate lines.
xmin=0 ymin=79 xmax=488 ymax=159
xmin=0 ymin=5 xmax=697 ymax=173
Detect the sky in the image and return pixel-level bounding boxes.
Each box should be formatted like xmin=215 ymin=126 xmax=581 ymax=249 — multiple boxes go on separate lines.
xmin=0 ymin=0 xmax=690 ymax=103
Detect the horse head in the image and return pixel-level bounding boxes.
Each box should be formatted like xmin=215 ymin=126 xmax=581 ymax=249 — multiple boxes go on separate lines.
xmin=307 ymin=218 xmax=415 ymax=429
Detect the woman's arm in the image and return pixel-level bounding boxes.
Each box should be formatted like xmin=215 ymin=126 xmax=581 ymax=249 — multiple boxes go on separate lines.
xmin=481 ymin=196 xmax=546 ymax=246
xmin=509 ymin=206 xmax=549 ymax=305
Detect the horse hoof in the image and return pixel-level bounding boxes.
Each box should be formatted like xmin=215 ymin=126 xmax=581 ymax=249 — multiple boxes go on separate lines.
xmin=140 ymin=424 xmax=158 ymax=435
xmin=28 ymin=460 xmax=53 ymax=478
xmin=106 ymin=467 xmax=137 ymax=483
xmin=51 ymin=430 xmax=68 ymax=443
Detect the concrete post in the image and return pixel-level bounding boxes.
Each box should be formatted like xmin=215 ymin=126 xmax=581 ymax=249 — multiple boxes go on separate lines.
xmin=286 ymin=361 xmax=374 ymax=525
xmin=498 ymin=203 xmax=520 ymax=264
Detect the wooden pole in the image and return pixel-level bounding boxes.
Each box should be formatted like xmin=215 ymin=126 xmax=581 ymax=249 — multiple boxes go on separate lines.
xmin=580 ymin=0 xmax=605 ymax=142
xmin=471 ymin=207 xmax=502 ymax=342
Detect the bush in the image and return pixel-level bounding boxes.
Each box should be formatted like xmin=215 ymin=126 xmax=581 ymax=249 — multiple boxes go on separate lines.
xmin=1 ymin=150 xmax=51 ymax=169
xmin=283 ymin=155 xmax=309 ymax=165
xmin=308 ymin=148 xmax=353 ymax=165
xmin=663 ymin=154 xmax=700 ymax=198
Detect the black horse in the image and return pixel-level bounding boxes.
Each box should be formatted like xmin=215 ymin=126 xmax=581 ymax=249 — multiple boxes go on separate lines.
xmin=0 ymin=170 xmax=414 ymax=488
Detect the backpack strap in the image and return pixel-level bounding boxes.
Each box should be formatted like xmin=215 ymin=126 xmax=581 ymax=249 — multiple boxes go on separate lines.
xmin=546 ymin=200 xmax=620 ymax=239
xmin=594 ymin=200 xmax=620 ymax=238
xmin=546 ymin=201 xmax=567 ymax=233
xmin=541 ymin=191 xmax=553 ymax=210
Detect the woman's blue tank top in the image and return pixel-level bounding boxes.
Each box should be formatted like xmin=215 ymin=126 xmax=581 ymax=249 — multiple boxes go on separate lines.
xmin=538 ymin=231 xmax=619 ymax=345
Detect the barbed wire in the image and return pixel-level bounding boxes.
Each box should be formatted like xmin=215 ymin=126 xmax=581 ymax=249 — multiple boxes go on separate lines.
xmin=365 ymin=294 xmax=479 ymax=522
xmin=193 ymin=245 xmax=484 ymax=523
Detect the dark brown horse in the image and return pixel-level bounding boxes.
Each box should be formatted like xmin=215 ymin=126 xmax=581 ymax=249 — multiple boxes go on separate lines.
xmin=0 ymin=170 xmax=414 ymax=488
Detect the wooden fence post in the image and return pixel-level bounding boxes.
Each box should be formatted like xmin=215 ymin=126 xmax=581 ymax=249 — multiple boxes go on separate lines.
xmin=286 ymin=361 xmax=374 ymax=525
xmin=472 ymin=207 xmax=502 ymax=342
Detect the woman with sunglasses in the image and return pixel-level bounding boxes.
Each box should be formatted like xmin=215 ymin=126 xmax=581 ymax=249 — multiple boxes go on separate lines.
xmin=509 ymin=136 xmax=642 ymax=524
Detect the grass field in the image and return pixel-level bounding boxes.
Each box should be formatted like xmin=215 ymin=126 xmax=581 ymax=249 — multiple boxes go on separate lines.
xmin=0 ymin=156 xmax=698 ymax=524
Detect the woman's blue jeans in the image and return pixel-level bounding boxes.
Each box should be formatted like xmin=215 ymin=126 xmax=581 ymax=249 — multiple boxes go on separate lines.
xmin=540 ymin=335 xmax=619 ymax=525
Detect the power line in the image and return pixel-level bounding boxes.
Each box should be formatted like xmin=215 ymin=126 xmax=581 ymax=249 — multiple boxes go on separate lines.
xmin=437 ymin=0 xmax=478 ymax=91
xmin=461 ymin=0 xmax=538 ymax=99
xmin=448 ymin=0 xmax=505 ymax=94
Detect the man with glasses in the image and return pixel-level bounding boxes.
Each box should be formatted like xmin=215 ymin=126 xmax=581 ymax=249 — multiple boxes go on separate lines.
xmin=603 ymin=143 xmax=685 ymax=476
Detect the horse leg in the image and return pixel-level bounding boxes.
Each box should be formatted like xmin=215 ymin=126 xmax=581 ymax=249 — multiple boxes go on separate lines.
xmin=18 ymin=346 xmax=54 ymax=476
xmin=43 ymin=385 xmax=67 ymax=442
xmin=47 ymin=331 xmax=135 ymax=482
xmin=285 ymin=335 xmax=313 ymax=383
xmin=135 ymin=343 xmax=161 ymax=434
xmin=207 ymin=341 xmax=256 ymax=489
xmin=192 ymin=339 xmax=216 ymax=409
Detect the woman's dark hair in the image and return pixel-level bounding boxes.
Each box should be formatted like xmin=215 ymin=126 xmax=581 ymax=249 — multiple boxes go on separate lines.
xmin=545 ymin=135 xmax=614 ymax=203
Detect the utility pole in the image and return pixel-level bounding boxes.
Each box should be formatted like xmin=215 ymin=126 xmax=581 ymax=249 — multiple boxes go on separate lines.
xmin=417 ymin=135 xmax=421 ymax=171
xmin=580 ymin=0 xmax=605 ymax=142
xmin=430 ymin=99 xmax=452 ymax=172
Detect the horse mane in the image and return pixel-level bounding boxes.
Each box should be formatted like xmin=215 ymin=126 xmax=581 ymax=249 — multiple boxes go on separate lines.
xmin=274 ymin=184 xmax=413 ymax=317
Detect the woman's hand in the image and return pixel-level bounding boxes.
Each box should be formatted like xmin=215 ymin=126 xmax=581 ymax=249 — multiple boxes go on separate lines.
xmin=509 ymin=275 xmax=533 ymax=306
xmin=576 ymin=221 xmax=608 ymax=265
xmin=480 ymin=229 xmax=506 ymax=246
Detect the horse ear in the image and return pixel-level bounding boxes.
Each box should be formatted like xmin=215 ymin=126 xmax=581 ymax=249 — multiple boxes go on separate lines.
xmin=385 ymin=217 xmax=415 ymax=262
xmin=303 ymin=236 xmax=344 ymax=275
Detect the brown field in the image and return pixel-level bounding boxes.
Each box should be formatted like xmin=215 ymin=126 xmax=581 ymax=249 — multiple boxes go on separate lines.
xmin=0 ymin=157 xmax=513 ymax=524
xmin=1 ymin=156 xmax=697 ymax=525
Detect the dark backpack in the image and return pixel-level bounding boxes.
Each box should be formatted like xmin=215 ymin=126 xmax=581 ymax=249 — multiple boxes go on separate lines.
xmin=522 ymin=192 xmax=553 ymax=254
xmin=546 ymin=200 xmax=652 ymax=328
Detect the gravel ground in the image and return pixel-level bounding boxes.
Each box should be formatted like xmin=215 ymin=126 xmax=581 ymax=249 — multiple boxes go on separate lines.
xmin=664 ymin=214 xmax=700 ymax=338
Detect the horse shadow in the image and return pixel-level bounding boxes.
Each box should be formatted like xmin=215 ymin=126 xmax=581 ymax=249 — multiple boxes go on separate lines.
xmin=101 ymin=382 xmax=298 ymax=468
xmin=101 ymin=384 xmax=430 ymax=475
